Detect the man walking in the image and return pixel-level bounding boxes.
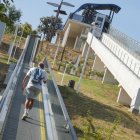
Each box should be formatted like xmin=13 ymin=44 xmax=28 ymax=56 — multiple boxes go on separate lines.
xmin=21 ymin=62 xmax=48 ymax=120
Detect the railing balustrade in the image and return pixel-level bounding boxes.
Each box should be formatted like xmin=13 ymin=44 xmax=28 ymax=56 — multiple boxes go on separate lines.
xmin=109 ymin=26 xmax=140 ymax=60
xmin=44 ymin=57 xmax=77 ymax=140
xmin=0 ymin=39 xmax=28 ymax=131
xmin=101 ymin=34 xmax=140 ymax=78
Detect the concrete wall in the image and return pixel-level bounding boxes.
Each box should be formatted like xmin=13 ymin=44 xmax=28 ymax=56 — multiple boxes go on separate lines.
xmin=102 ymin=68 xmax=118 ymax=84
xmin=92 ymin=55 xmax=105 ymax=73
xmin=117 ymin=87 xmax=131 ymax=106
xmin=66 ymin=37 xmax=76 ymax=48
xmin=82 ymin=44 xmax=95 ymax=59
xmin=87 ymin=32 xmax=140 ymax=111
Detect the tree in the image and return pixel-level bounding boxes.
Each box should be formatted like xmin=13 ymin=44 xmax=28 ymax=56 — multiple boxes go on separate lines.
xmin=82 ymin=8 xmax=97 ymax=24
xmin=38 ymin=16 xmax=63 ymax=42
xmin=22 ymin=22 xmax=32 ymax=38
xmin=0 ymin=4 xmax=21 ymax=31
xmin=7 ymin=5 xmax=21 ymax=29
xmin=8 ymin=5 xmax=21 ymax=23
xmin=2 ymin=0 xmax=14 ymax=5
xmin=0 ymin=0 xmax=16 ymax=23
xmin=31 ymin=30 xmax=38 ymax=35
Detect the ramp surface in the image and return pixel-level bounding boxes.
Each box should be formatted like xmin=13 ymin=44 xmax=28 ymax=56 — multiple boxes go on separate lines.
xmin=2 ymin=65 xmax=44 ymax=140
xmin=47 ymin=80 xmax=73 ymax=140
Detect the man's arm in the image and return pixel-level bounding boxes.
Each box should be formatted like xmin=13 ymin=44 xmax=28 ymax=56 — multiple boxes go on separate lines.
xmin=22 ymin=75 xmax=29 ymax=91
xmin=22 ymin=69 xmax=32 ymax=90
xmin=43 ymin=71 xmax=48 ymax=84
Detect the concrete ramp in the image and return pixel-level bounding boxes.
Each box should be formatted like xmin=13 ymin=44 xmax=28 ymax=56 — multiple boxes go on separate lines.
xmin=87 ymin=32 xmax=140 ymax=112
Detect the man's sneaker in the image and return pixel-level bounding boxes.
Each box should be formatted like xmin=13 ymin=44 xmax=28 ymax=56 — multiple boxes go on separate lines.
xmin=21 ymin=112 xmax=28 ymax=120
xmin=27 ymin=112 xmax=30 ymax=118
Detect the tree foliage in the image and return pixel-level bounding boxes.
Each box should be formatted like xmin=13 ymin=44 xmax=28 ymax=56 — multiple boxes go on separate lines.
xmin=0 ymin=3 xmax=21 ymax=29
xmin=2 ymin=0 xmax=14 ymax=6
xmin=8 ymin=5 xmax=21 ymax=24
xmin=82 ymin=8 xmax=97 ymax=24
xmin=38 ymin=16 xmax=63 ymax=42
xmin=0 ymin=3 xmax=7 ymax=21
xmin=22 ymin=22 xmax=32 ymax=38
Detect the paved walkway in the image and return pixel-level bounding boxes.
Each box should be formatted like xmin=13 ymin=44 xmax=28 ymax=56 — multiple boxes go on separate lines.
xmin=2 ymin=65 xmax=45 ymax=140
xmin=1 ymin=64 xmax=74 ymax=140
xmin=47 ymin=80 xmax=72 ymax=140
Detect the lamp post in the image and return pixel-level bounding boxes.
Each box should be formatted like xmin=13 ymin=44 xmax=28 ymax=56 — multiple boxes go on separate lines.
xmin=47 ymin=0 xmax=74 ymax=70
xmin=47 ymin=0 xmax=75 ymax=19
xmin=47 ymin=0 xmax=74 ymax=39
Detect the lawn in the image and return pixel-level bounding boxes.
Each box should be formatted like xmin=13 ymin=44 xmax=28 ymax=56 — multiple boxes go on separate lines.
xmin=53 ymin=70 xmax=140 ymax=140
xmin=0 ymin=52 xmax=16 ymax=64
xmin=0 ymin=51 xmax=17 ymax=92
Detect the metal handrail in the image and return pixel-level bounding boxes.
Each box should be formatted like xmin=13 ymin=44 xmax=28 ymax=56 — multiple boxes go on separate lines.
xmin=101 ymin=33 xmax=140 ymax=78
xmin=42 ymin=82 xmax=58 ymax=140
xmin=0 ymin=38 xmax=28 ymax=131
xmin=44 ymin=57 xmax=77 ymax=140
xmin=108 ymin=26 xmax=140 ymax=60
xmin=0 ymin=51 xmax=24 ymax=110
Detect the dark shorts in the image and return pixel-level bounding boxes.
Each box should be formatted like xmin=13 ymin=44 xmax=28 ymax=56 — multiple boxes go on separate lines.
xmin=25 ymin=86 xmax=41 ymax=99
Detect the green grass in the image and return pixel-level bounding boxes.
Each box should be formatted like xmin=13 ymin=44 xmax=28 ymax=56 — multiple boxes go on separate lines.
xmin=0 ymin=51 xmax=17 ymax=91
xmin=0 ymin=52 xmax=17 ymax=64
xmin=34 ymin=47 xmax=140 ymax=140
xmin=2 ymin=33 xmax=26 ymax=49
xmin=52 ymin=70 xmax=140 ymax=140
xmin=53 ymin=71 xmax=119 ymax=105
xmin=0 ymin=39 xmax=138 ymax=140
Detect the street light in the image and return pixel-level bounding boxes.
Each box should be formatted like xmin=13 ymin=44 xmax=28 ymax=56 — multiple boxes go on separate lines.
xmin=47 ymin=0 xmax=75 ymax=69
xmin=47 ymin=0 xmax=75 ymax=20
xmin=47 ymin=0 xmax=74 ymax=39
xmin=47 ymin=0 xmax=73 ymax=37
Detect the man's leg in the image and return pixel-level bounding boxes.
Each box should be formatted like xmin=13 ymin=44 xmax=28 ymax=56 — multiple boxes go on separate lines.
xmin=24 ymin=99 xmax=34 ymax=118
xmin=25 ymin=98 xmax=31 ymax=109
xmin=29 ymin=99 xmax=34 ymax=110
xmin=21 ymin=98 xmax=31 ymax=120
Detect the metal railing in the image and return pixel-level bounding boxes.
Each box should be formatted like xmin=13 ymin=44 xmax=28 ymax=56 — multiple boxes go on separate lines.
xmin=108 ymin=26 xmax=140 ymax=60
xmin=0 ymin=38 xmax=28 ymax=132
xmin=42 ymin=82 xmax=58 ymax=140
xmin=44 ymin=57 xmax=77 ymax=140
xmin=101 ymin=33 xmax=140 ymax=78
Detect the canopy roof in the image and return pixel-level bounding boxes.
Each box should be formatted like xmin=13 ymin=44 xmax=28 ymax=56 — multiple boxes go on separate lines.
xmin=72 ymin=3 xmax=121 ymax=14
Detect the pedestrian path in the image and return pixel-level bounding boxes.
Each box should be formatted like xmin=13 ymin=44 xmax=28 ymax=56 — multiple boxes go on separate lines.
xmin=1 ymin=63 xmax=75 ymax=140
xmin=2 ymin=65 xmax=46 ymax=140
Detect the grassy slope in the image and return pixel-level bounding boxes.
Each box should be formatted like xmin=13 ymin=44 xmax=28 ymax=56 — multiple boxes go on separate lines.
xmin=2 ymin=33 xmax=26 ymax=49
xmin=53 ymin=71 xmax=140 ymax=140
xmin=0 ymin=33 xmax=22 ymax=91
xmin=0 ymin=52 xmax=16 ymax=64
xmin=35 ymin=43 xmax=140 ymax=140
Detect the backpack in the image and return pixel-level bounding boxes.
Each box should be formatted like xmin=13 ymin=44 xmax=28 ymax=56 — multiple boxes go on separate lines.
xmin=31 ymin=68 xmax=43 ymax=85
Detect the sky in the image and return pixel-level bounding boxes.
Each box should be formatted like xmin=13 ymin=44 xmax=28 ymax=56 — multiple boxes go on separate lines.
xmin=13 ymin=0 xmax=140 ymax=42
